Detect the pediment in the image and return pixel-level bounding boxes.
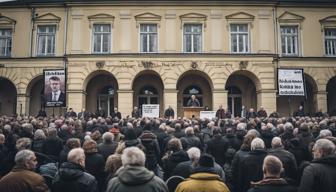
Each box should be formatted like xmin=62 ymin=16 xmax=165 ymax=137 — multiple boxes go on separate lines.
xmin=225 ymin=12 xmax=255 ymax=20
xmin=319 ymin=15 xmax=336 ymax=24
xmin=0 ymin=15 xmax=16 ymax=25
xmin=278 ymin=11 xmax=305 ymax=23
xmin=180 ymin=13 xmax=207 ymax=20
xmin=88 ymin=13 xmax=115 ymax=20
xmin=135 ymin=12 xmax=161 ymax=21
xmin=35 ymin=13 xmax=61 ymax=22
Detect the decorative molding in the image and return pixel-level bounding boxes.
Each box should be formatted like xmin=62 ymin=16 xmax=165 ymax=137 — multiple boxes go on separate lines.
xmin=180 ymin=13 xmax=207 ymax=28
xmin=278 ymin=11 xmax=305 ymax=23
xmin=134 ymin=12 xmax=161 ymax=28
xmin=319 ymin=15 xmax=336 ymax=31
xmin=225 ymin=12 xmax=255 ymax=28
xmin=239 ymin=61 xmax=248 ymax=70
xmin=191 ymin=61 xmax=198 ymax=69
xmin=96 ymin=61 xmax=105 ymax=69
xmin=88 ymin=13 xmax=115 ymax=28
xmin=34 ymin=13 xmax=61 ymax=30
xmin=0 ymin=14 xmax=16 ymax=31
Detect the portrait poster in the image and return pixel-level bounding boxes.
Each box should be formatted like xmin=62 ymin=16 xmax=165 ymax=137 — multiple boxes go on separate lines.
xmin=44 ymin=69 xmax=66 ymax=107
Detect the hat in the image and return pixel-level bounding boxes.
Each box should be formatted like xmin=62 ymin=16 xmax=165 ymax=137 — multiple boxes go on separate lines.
xmin=198 ymin=154 xmax=214 ymax=168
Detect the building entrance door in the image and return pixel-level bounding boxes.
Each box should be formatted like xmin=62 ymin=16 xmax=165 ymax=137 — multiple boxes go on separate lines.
xmin=227 ymin=86 xmax=242 ymax=117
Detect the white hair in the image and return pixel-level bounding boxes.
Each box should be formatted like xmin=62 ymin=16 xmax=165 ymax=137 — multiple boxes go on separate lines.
xmin=102 ymin=132 xmax=114 ymax=143
xmin=251 ymin=138 xmax=265 ymax=150
xmin=314 ymin=139 xmax=335 ymax=157
xmin=121 ymin=147 xmax=146 ymax=166
xmin=34 ymin=129 xmax=46 ymax=140
xmin=319 ymin=129 xmax=332 ymax=138
xmin=284 ymin=122 xmax=293 ymax=131
xmin=187 ymin=147 xmax=200 ymax=161
xmin=15 ymin=149 xmax=35 ymax=167
xmin=67 ymin=148 xmax=85 ymax=164
xmin=271 ymin=137 xmax=283 ymax=148
xmin=237 ymin=123 xmax=247 ymax=131
xmin=185 ymin=127 xmax=194 ymax=135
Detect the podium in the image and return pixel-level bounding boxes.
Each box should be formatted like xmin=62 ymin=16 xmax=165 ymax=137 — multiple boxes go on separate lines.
xmin=183 ymin=107 xmax=203 ymax=118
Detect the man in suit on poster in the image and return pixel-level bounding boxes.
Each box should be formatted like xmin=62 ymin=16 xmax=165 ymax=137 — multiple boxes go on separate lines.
xmin=46 ymin=76 xmax=65 ymax=104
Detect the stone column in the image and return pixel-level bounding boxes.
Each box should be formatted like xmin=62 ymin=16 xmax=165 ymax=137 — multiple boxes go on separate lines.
xmin=164 ymin=89 xmax=178 ymax=117
xmin=316 ymin=91 xmax=328 ymax=113
xmin=257 ymin=89 xmax=277 ymax=114
xmin=67 ymin=90 xmax=86 ymax=113
xmin=118 ymin=89 xmax=133 ymax=117
xmin=212 ymin=89 xmax=228 ymax=110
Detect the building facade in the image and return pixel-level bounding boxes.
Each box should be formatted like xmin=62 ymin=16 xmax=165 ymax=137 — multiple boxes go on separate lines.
xmin=0 ymin=0 xmax=335 ymax=117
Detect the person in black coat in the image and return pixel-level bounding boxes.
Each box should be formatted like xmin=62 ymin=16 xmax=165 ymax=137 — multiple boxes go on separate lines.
xmin=42 ymin=128 xmax=63 ymax=162
xmin=180 ymin=127 xmax=202 ymax=151
xmin=246 ymin=108 xmax=257 ymax=119
xmin=83 ymin=139 xmax=105 ymax=192
xmin=162 ymin=138 xmax=189 ymax=180
xmin=131 ymin=106 xmax=141 ymax=118
xmin=111 ymin=107 xmax=122 ymax=120
xmin=164 ymin=106 xmax=175 ymax=119
xmin=268 ymin=137 xmax=298 ymax=184
xmin=238 ymin=138 xmax=268 ymax=192
xmin=298 ymin=139 xmax=336 ymax=192
xmin=97 ymin=132 xmax=117 ymax=160
xmin=247 ymin=155 xmax=297 ymax=192
xmin=52 ymin=148 xmax=98 ymax=192
xmin=205 ymin=127 xmax=229 ymax=166
xmin=59 ymin=138 xmax=81 ymax=165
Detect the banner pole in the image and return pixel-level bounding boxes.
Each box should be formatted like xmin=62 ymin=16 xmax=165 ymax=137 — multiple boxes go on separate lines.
xmin=52 ymin=107 xmax=55 ymax=117
xmin=288 ymin=96 xmax=291 ymax=117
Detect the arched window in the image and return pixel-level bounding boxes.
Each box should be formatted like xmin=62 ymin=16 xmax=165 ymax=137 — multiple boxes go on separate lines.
xmin=183 ymin=85 xmax=203 ymax=106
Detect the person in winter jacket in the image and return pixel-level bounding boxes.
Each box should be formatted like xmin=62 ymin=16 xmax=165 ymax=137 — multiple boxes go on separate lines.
xmin=106 ymin=147 xmax=168 ymax=192
xmin=52 ymin=148 xmax=98 ymax=192
xmin=247 ymin=155 xmax=297 ymax=192
xmin=175 ymin=154 xmax=230 ymax=192
xmin=298 ymin=139 xmax=336 ymax=192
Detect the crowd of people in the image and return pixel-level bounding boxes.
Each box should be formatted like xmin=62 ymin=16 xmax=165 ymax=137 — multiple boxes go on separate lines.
xmin=0 ymin=108 xmax=336 ymax=192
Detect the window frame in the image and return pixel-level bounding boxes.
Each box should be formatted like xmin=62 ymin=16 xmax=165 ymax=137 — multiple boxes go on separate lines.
xmin=280 ymin=25 xmax=299 ymax=56
xmin=0 ymin=28 xmax=12 ymax=57
xmin=139 ymin=23 xmax=158 ymax=53
xmin=229 ymin=23 xmax=250 ymax=54
xmin=91 ymin=23 xmax=112 ymax=54
xmin=324 ymin=28 xmax=336 ymax=56
xmin=182 ymin=23 xmax=203 ymax=53
xmin=36 ymin=25 xmax=57 ymax=56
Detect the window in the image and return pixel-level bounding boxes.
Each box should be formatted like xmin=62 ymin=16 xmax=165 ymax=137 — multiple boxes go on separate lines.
xmin=140 ymin=24 xmax=157 ymax=53
xmin=183 ymin=24 xmax=202 ymax=53
xmin=92 ymin=24 xmax=111 ymax=53
xmin=230 ymin=24 xmax=249 ymax=53
xmin=37 ymin=25 xmax=56 ymax=56
xmin=325 ymin=28 xmax=336 ymax=56
xmin=280 ymin=26 xmax=299 ymax=55
xmin=0 ymin=29 xmax=12 ymax=57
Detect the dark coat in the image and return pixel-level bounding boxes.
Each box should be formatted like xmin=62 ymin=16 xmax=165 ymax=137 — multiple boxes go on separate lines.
xmin=298 ymin=155 xmax=336 ymax=192
xmin=106 ymin=165 xmax=168 ymax=192
xmin=97 ymin=142 xmax=117 ymax=160
xmin=162 ymin=150 xmax=190 ymax=180
xmin=0 ymin=166 xmax=49 ymax=192
xmin=206 ymin=135 xmax=229 ymax=166
xmin=224 ymin=134 xmax=241 ymax=151
xmin=46 ymin=91 xmax=65 ymax=103
xmin=42 ymin=136 xmax=64 ymax=161
xmin=269 ymin=147 xmax=298 ymax=183
xmin=32 ymin=139 xmax=45 ymax=154
xmin=248 ymin=177 xmax=297 ymax=192
xmin=132 ymin=109 xmax=141 ymax=118
xmin=85 ymin=152 xmax=105 ymax=192
xmin=139 ymin=130 xmax=161 ymax=171
xmin=238 ymin=150 xmax=268 ymax=192
xmin=111 ymin=111 xmax=122 ymax=119
xmin=216 ymin=109 xmax=226 ymax=119
xmin=52 ymin=162 xmax=98 ymax=192
xmin=164 ymin=108 xmax=175 ymax=118
xmin=231 ymin=148 xmax=250 ymax=192
xmin=180 ymin=135 xmax=202 ymax=151
xmin=257 ymin=110 xmax=268 ymax=118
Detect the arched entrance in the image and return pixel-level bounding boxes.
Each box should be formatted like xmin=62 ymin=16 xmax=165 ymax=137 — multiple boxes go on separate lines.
xmin=85 ymin=72 xmax=118 ymax=116
xmin=225 ymin=71 xmax=258 ymax=117
xmin=177 ymin=71 xmax=213 ymax=117
xmin=132 ymin=71 xmax=164 ymax=116
xmin=327 ymin=76 xmax=336 ymax=115
xmin=0 ymin=77 xmax=17 ymax=115
xmin=277 ymin=73 xmax=317 ymax=116
xmin=26 ymin=76 xmax=45 ymax=116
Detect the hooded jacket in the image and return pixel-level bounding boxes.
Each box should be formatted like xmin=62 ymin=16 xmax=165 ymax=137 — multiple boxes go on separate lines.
xmin=106 ymin=165 xmax=168 ymax=192
xmin=298 ymin=155 xmax=336 ymax=192
xmin=52 ymin=162 xmax=98 ymax=192
xmin=175 ymin=171 xmax=230 ymax=192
